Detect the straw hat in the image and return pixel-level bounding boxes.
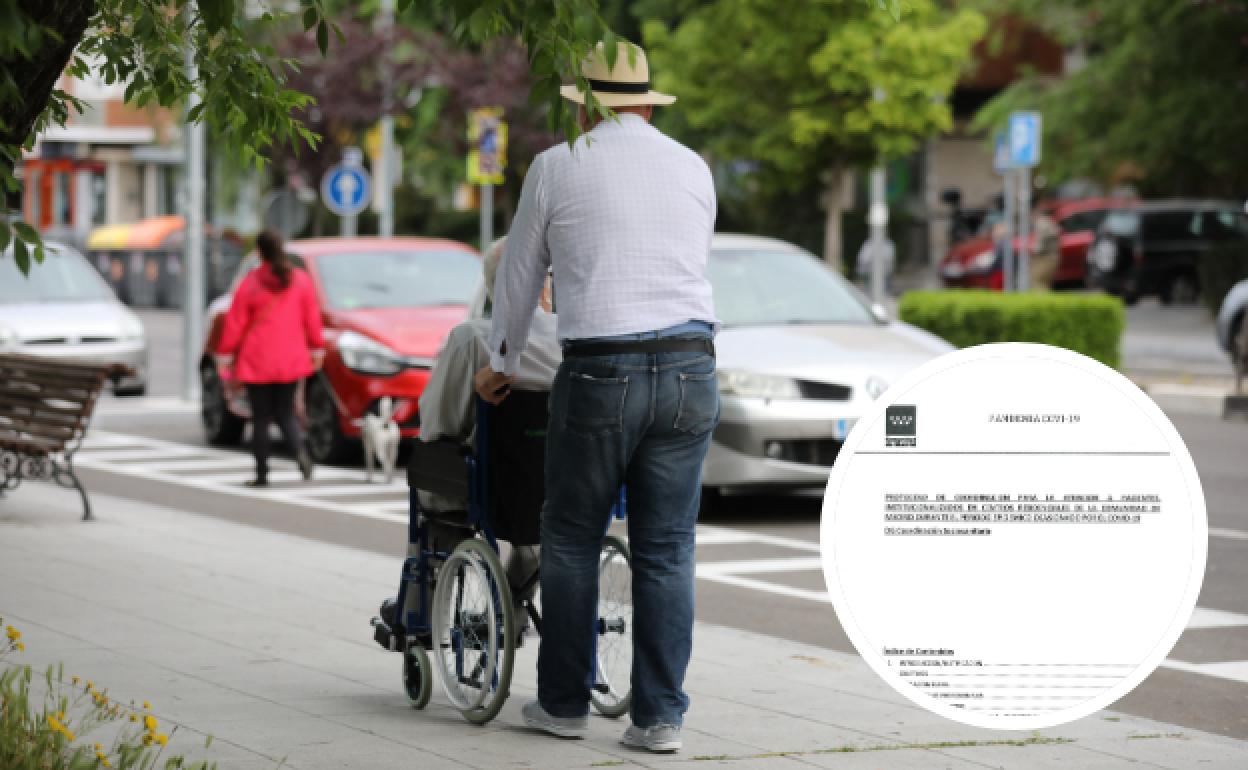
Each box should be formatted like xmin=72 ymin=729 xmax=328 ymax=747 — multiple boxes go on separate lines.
xmin=560 ymin=41 xmax=676 ymax=108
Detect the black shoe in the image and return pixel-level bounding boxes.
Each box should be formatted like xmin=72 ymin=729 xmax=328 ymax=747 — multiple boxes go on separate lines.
xmin=297 ymin=450 xmax=314 ymax=481
xmin=244 ymin=478 xmax=269 ymax=488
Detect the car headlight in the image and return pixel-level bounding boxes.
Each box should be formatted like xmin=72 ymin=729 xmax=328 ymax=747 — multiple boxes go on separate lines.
xmin=337 ymin=330 xmax=407 ymax=376
xmin=865 ymin=375 xmax=888 ymax=400
xmin=119 ymin=316 xmax=145 ymax=342
xmin=718 ymin=369 xmax=802 ymax=400
xmin=970 ymin=249 xmax=995 ymax=270
xmin=1090 ymin=240 xmax=1117 ymax=272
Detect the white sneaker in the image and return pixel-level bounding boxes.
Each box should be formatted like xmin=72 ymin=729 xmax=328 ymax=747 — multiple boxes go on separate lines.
xmin=521 ymin=699 xmax=588 ymax=738
xmin=621 ymin=723 xmax=682 ymax=752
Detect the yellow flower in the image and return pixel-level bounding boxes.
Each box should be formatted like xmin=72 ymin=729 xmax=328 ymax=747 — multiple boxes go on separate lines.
xmin=142 ymin=734 xmax=153 ymax=746
xmin=14 ymin=642 xmax=23 ymax=652
xmin=142 ymin=700 xmax=151 ymax=710
xmin=94 ymin=742 xmax=102 ymax=751
xmin=144 ymin=714 xmax=158 ymax=731
xmin=85 ymin=680 xmax=95 ymax=691
xmin=155 ymin=733 xmax=168 ymax=746
xmin=65 ymin=728 xmax=76 ymax=742
xmin=48 ymin=715 xmax=64 ymax=732
xmin=128 ymin=714 xmax=138 ymax=723
xmin=5 ymin=625 xmax=19 ymax=641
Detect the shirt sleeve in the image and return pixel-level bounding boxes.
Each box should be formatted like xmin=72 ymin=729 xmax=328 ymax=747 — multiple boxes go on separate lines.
xmin=488 ymin=152 xmax=551 ymax=375
xmin=417 ymin=325 xmax=476 ymax=444
xmin=216 ymin=273 xmax=254 ymax=356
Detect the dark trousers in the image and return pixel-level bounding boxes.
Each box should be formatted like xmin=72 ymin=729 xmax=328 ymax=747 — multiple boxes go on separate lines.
xmin=246 ymin=382 xmax=304 ymax=482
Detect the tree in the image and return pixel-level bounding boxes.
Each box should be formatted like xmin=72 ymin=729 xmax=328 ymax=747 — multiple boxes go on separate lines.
xmin=971 ymin=0 xmax=1248 ymax=198
xmin=1 ymin=0 xmax=904 ymax=272
xmin=644 ymin=0 xmax=985 ymax=265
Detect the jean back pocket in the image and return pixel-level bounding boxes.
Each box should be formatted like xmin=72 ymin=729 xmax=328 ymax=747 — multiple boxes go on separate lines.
xmin=675 ymin=371 xmax=719 ymax=435
xmin=565 ymin=371 xmax=629 ymax=435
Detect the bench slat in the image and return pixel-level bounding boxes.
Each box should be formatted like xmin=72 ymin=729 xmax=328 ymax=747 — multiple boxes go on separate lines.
xmin=0 ymin=416 xmax=77 ymax=445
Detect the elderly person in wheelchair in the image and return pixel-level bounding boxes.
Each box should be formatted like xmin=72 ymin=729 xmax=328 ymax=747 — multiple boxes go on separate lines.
xmin=408 ymin=238 xmax=558 ymax=626
xmin=371 ymin=240 xmax=633 ymax=724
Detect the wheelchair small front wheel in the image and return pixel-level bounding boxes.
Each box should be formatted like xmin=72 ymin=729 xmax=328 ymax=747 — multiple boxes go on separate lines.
xmin=403 ymin=645 xmax=432 ymax=709
xmin=431 ymin=537 xmax=515 ymax=725
xmin=592 ymin=534 xmax=633 ymax=719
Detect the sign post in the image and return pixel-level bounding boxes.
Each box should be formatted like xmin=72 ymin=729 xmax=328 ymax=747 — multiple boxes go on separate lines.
xmin=1007 ymin=111 xmax=1042 ymax=292
xmin=468 ymin=107 xmax=507 ymax=250
xmin=321 ymin=147 xmax=371 ymax=237
xmin=994 ymin=132 xmax=1015 ymax=293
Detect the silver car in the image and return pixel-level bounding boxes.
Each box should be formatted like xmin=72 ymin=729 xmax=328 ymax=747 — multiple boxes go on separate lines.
xmin=703 ymin=234 xmax=953 ymax=493
xmin=0 ymin=241 xmax=149 ymax=395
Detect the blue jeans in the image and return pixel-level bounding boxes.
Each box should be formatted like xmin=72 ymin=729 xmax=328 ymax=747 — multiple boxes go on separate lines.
xmin=538 ymin=322 xmax=718 ymax=727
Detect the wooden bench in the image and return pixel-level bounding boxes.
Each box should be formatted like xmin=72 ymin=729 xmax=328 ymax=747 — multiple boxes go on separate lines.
xmin=0 ymin=354 xmax=134 ymax=520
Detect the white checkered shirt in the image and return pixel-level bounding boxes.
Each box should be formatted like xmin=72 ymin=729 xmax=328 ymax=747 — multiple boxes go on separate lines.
xmin=488 ymin=113 xmax=718 ymax=375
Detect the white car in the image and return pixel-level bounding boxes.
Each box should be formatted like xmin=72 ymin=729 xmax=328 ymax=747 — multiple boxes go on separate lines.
xmin=0 ymin=241 xmax=149 ymax=395
xmin=703 ymin=234 xmax=953 ymax=493
xmin=469 ymin=233 xmax=953 ymax=496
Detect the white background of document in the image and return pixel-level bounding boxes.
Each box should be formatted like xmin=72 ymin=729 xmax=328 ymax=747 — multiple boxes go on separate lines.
xmin=821 ymin=343 xmax=1207 ymax=729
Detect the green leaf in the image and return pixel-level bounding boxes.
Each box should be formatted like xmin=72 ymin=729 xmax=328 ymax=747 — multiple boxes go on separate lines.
xmin=316 ymin=21 xmax=328 ymax=55
xmin=0 ymin=223 xmax=10 ymax=252
xmin=302 ymin=7 xmax=317 ymax=31
xmin=13 ymin=221 xmax=38 ymax=242
xmin=14 ymin=238 xmax=29 ymax=276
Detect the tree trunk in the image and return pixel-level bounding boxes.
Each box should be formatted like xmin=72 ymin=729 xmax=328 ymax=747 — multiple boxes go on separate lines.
xmin=821 ymin=168 xmax=854 ymax=271
xmin=0 ymin=0 xmax=95 ymax=160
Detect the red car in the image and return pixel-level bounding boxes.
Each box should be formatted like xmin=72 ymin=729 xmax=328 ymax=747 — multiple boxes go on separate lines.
xmin=200 ymin=237 xmax=481 ymax=463
xmin=939 ymin=198 xmax=1132 ymax=290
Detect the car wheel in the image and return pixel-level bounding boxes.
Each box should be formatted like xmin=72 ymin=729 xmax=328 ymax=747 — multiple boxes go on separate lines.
xmin=699 ymin=486 xmax=722 ymax=516
xmin=201 ymin=362 xmax=244 ymax=445
xmin=1160 ymin=272 xmax=1199 ymax=305
xmin=304 ymin=375 xmax=352 ymax=464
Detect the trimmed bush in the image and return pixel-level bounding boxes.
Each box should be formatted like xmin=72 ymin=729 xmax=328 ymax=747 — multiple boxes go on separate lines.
xmin=1198 ymin=242 xmax=1248 ymax=317
xmin=899 ymin=290 xmax=1126 ymax=369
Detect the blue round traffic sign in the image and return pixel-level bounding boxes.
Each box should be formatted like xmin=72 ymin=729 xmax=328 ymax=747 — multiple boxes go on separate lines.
xmin=321 ymin=163 xmax=372 ymax=217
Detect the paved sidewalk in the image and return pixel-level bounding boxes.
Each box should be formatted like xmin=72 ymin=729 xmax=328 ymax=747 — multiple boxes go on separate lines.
xmin=2 ymin=484 xmax=1247 ymax=769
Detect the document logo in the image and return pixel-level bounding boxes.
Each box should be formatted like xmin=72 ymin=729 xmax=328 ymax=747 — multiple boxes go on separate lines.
xmin=886 ymin=405 xmax=916 ymax=447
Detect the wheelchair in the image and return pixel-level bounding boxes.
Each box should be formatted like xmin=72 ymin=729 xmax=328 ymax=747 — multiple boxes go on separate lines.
xmin=370 ymin=391 xmax=633 ymax=725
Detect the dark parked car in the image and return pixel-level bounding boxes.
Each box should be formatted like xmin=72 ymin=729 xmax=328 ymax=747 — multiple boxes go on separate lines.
xmin=1087 ymin=200 xmax=1248 ymax=304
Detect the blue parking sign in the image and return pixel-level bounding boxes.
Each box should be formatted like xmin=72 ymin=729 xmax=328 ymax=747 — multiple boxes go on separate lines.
xmin=1008 ymin=111 xmax=1042 ymax=168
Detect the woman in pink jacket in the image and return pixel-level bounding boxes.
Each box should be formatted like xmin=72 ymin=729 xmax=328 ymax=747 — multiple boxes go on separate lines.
xmin=217 ymin=231 xmax=325 ymax=487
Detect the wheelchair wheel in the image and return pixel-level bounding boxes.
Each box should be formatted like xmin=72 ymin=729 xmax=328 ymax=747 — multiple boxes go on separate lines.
xmin=591 ymin=534 xmax=633 ymax=718
xmin=403 ymin=645 xmax=432 ymax=710
xmin=431 ymin=537 xmax=515 ymax=725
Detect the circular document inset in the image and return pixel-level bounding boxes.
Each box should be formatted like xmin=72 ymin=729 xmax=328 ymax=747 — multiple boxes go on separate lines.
xmin=821 ymin=343 xmax=1207 ymax=729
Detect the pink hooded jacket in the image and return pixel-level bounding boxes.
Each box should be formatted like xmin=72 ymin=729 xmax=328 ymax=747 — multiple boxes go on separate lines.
xmin=217 ymin=264 xmax=325 ymax=384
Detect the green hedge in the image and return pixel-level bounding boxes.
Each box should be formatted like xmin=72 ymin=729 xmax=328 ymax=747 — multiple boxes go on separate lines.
xmin=1198 ymin=242 xmax=1248 ymax=317
xmin=898 ymin=290 xmax=1126 ymax=369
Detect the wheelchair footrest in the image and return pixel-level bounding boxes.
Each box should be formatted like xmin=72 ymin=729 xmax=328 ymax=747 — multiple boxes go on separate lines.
xmin=371 ymin=616 xmax=405 ymax=653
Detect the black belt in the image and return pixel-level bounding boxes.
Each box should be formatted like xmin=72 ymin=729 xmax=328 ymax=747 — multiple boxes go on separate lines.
xmin=562 ymin=337 xmax=715 ymax=358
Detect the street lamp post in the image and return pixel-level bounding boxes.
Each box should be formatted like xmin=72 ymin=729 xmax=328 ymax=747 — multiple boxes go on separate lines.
xmin=867 ymin=86 xmax=888 ymax=306
xmin=182 ymin=6 xmax=205 ymax=402
xmin=377 ymin=0 xmax=396 ymax=237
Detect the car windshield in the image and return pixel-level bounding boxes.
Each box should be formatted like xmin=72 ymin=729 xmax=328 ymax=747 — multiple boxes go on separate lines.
xmin=709 ymin=247 xmax=875 ymax=326
xmin=315 ymin=250 xmax=481 ymax=310
xmin=1105 ymin=211 xmax=1141 ymax=236
xmin=0 ymin=246 xmax=116 ymax=304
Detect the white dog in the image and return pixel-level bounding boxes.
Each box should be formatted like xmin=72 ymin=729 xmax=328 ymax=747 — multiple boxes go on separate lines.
xmin=361 ymin=396 xmax=401 ymax=484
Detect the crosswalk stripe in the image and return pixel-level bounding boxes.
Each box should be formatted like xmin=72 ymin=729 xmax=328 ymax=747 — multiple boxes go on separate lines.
xmin=1210 ymin=527 xmax=1248 ymax=541
xmin=1160 ymin=659 xmax=1248 ymax=685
